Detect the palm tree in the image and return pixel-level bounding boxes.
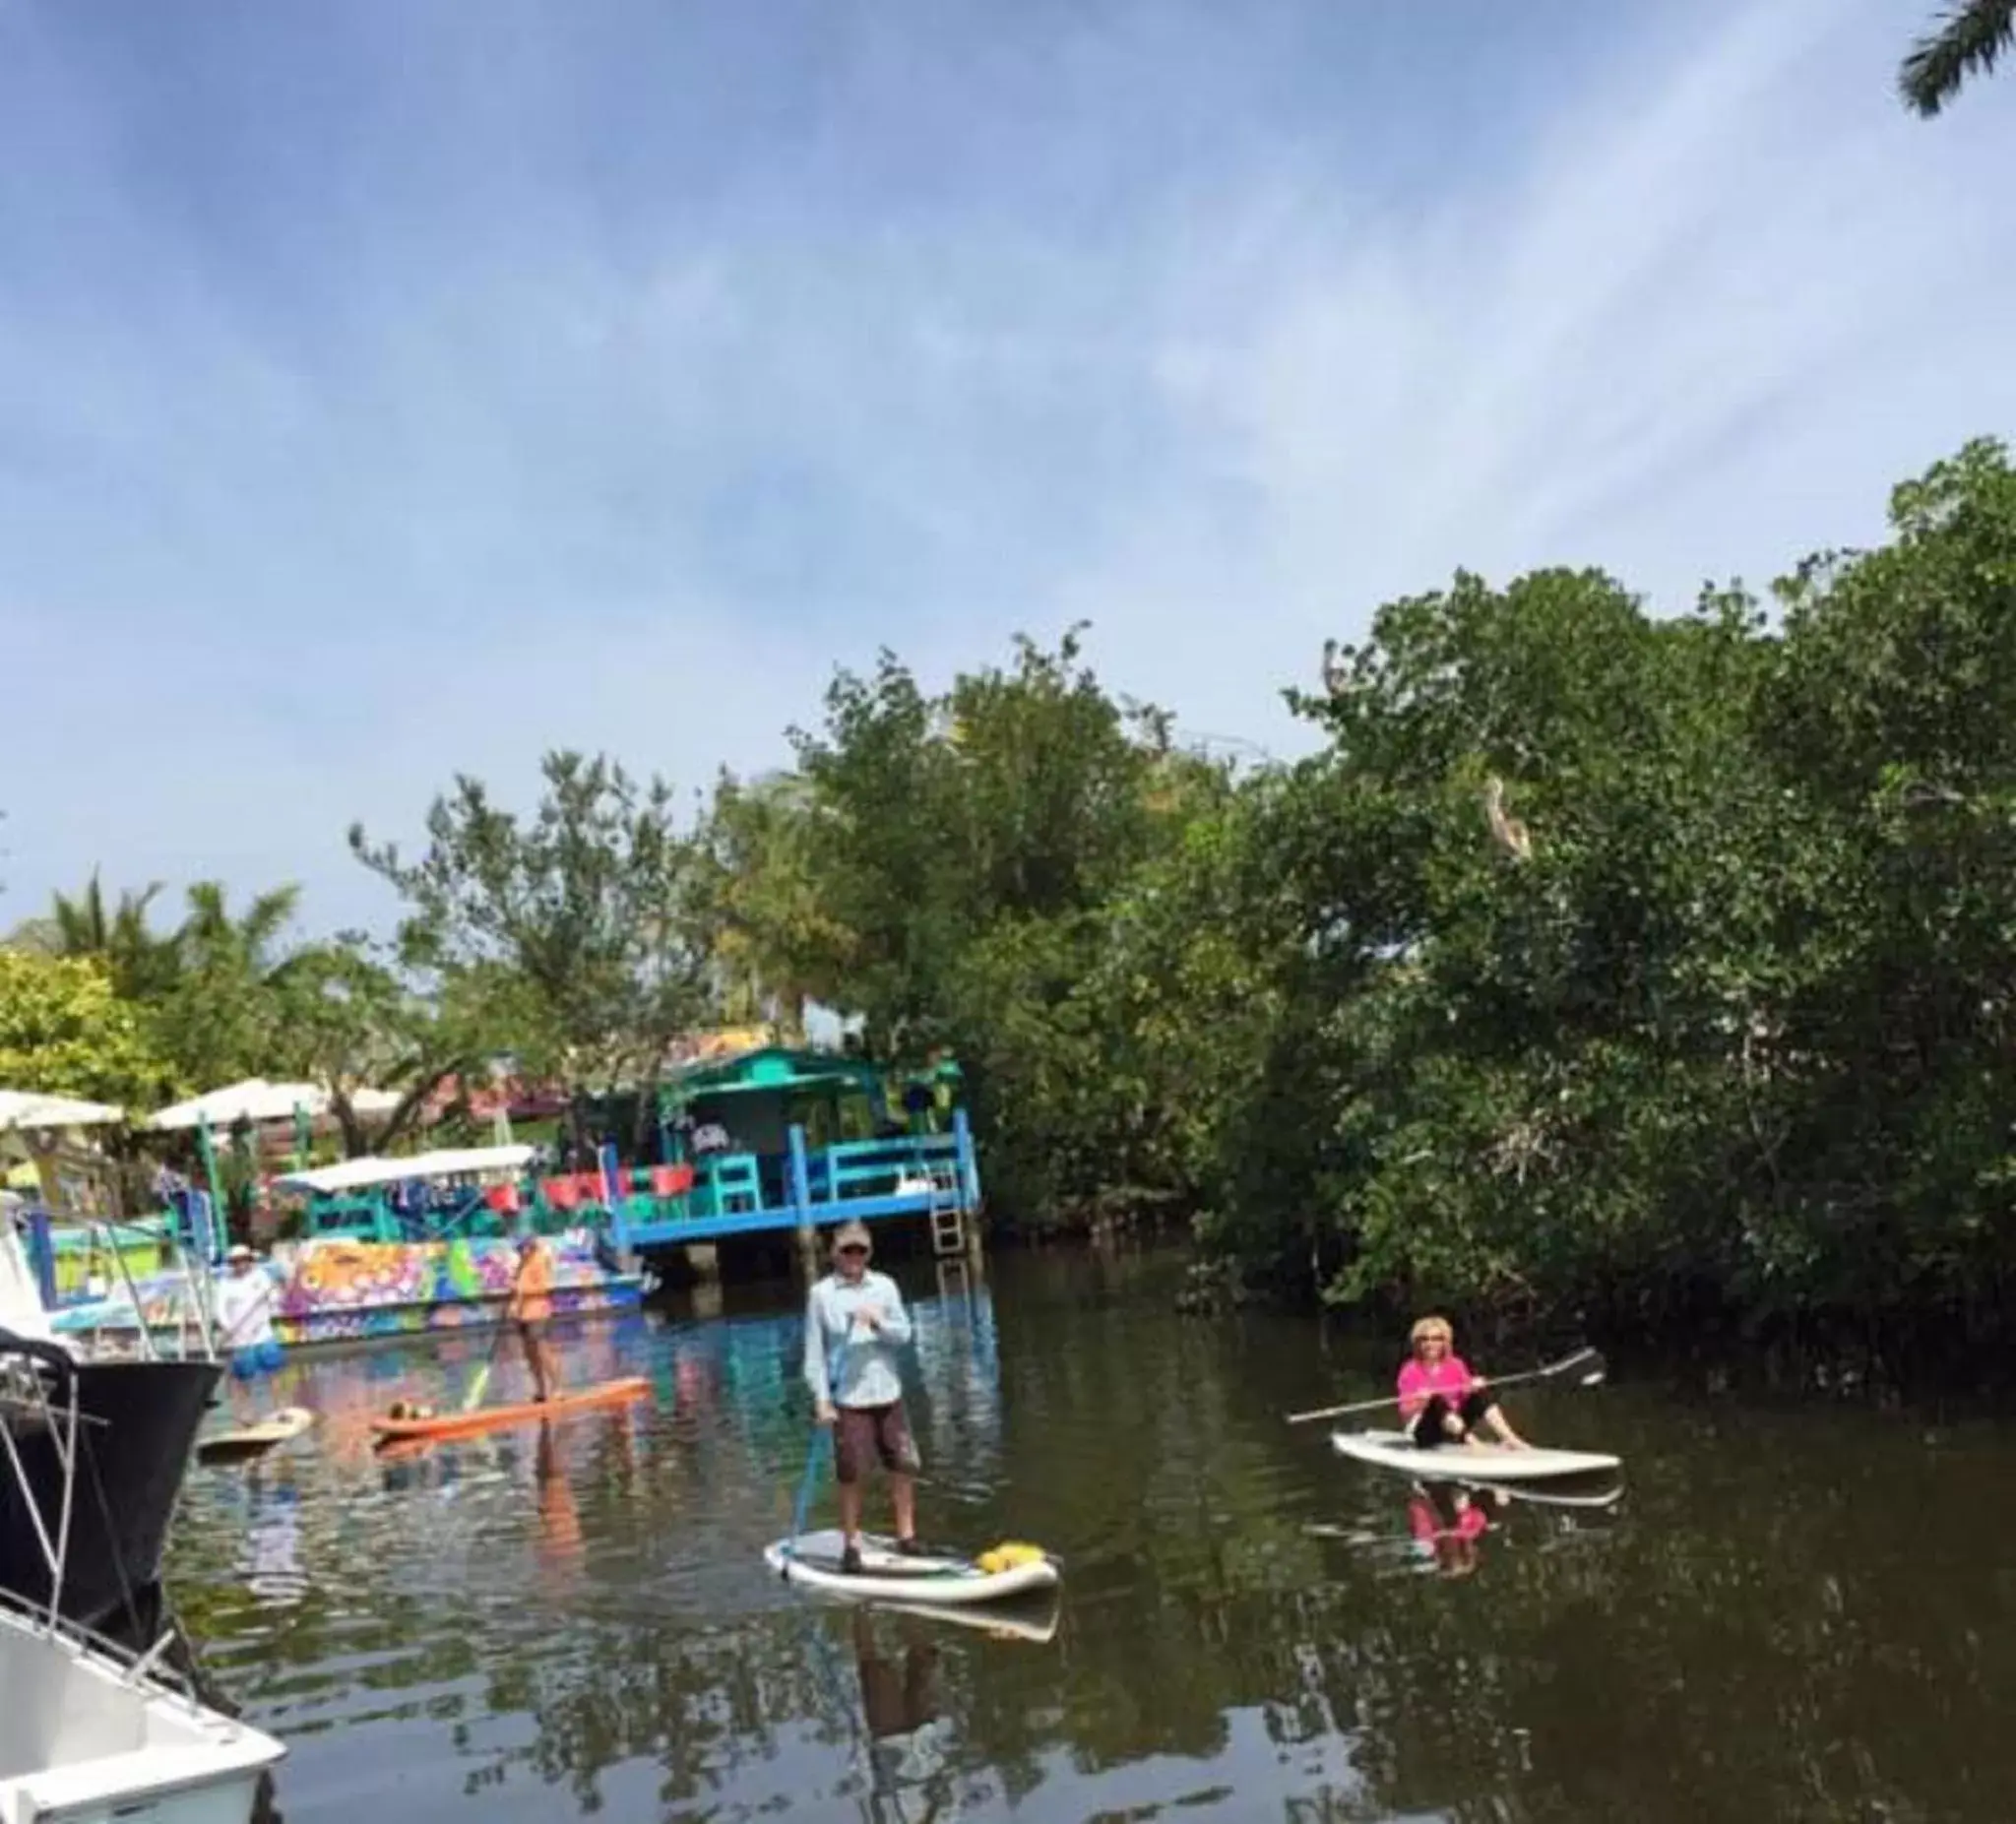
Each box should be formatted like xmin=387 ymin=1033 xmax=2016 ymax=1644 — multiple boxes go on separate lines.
xmin=47 ymin=870 xmax=181 ymax=999
xmin=152 ymin=882 xmax=310 ymax=1086
xmin=1901 ymin=0 xmax=2015 ymax=116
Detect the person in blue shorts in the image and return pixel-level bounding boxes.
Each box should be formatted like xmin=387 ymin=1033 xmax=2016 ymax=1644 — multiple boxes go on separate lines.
xmin=215 ymin=1243 xmax=284 ymax=1417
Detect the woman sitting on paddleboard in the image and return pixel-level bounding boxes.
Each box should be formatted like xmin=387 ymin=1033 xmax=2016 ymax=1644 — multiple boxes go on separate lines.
xmin=1398 ymin=1314 xmax=1530 ymax=1451
xmin=804 ymin=1220 xmax=922 ymax=1575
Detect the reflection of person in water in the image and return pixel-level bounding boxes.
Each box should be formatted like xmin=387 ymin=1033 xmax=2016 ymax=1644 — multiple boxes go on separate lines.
xmin=1407 ymin=1480 xmax=1506 ymax=1579
xmin=535 ymin=1421 xmax=582 ymax=1567
xmin=242 ymin=1474 xmax=303 ymax=1605
xmin=851 ymin=1608 xmax=950 ymax=1816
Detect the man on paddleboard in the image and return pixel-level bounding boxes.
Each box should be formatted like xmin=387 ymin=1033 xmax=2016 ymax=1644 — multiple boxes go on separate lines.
xmin=215 ymin=1243 xmax=284 ymax=1421
xmin=804 ymin=1219 xmax=922 ymax=1574
xmin=509 ymin=1230 xmax=562 ymax=1403
xmin=1398 ymin=1314 xmax=1531 ymax=1451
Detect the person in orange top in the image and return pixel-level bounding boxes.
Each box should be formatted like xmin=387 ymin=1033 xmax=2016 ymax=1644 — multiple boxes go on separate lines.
xmin=507 ymin=1229 xmax=561 ymax=1403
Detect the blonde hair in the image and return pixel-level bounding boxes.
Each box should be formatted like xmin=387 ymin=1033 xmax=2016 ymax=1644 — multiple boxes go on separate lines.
xmin=1410 ymin=1314 xmax=1454 ymax=1348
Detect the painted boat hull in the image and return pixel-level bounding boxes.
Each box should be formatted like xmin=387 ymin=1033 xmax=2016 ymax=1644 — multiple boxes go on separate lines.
xmin=1331 ymin=1428 xmax=1620 ymax=1481
xmin=0 ymin=1353 xmax=220 ymax=1631
xmin=764 ymin=1530 xmax=1061 ymax=1604
xmin=368 ymin=1376 xmax=651 ymax=1446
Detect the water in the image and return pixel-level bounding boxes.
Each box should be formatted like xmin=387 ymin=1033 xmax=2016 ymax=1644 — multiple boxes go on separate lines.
xmin=166 ymin=1245 xmax=2016 ymax=1823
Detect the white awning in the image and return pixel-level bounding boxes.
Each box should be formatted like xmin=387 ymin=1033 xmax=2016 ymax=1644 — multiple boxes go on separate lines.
xmin=146 ymin=1079 xmax=405 ymax=1131
xmin=146 ymin=1078 xmax=331 ymax=1131
xmin=274 ymin=1144 xmax=535 ymax=1195
xmin=0 ymin=1090 xmax=127 ymax=1131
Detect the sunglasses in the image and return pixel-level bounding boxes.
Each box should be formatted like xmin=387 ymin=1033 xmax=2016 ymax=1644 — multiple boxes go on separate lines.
xmin=839 ymin=1243 xmax=868 ymax=1256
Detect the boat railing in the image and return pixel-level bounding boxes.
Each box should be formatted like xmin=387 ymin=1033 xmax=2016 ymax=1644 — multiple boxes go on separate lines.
xmin=0 ymin=1328 xmax=226 ymax=1725
xmin=40 ymin=1217 xmax=221 ymax=1363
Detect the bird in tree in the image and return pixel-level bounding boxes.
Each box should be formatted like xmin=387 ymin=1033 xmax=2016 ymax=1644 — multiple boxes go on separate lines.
xmin=1482 ymin=777 xmax=1533 ymax=863
xmin=1900 ymin=0 xmax=2015 ymax=116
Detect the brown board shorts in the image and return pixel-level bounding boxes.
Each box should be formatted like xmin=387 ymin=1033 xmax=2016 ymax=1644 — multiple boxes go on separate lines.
xmin=833 ymin=1401 xmax=921 ymax=1484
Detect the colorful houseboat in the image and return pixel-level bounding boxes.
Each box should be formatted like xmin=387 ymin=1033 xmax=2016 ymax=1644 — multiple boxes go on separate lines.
xmin=611 ymin=1043 xmax=983 ymax=1263
xmin=42 ymin=1146 xmax=646 ymax=1355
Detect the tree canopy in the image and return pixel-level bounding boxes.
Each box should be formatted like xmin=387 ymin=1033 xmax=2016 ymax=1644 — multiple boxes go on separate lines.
xmin=8 ymin=437 xmax=2016 ymax=1371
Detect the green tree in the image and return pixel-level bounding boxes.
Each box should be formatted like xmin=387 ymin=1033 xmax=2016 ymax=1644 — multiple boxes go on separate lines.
xmin=350 ymin=751 xmax=715 ymax=1111
xmin=46 ymin=871 xmax=182 ymax=1000
xmin=783 ymin=627 xmax=1219 ymax=1222
xmin=0 ymin=949 xmax=175 ymax=1106
xmin=148 ymin=881 xmax=315 ymax=1089
xmin=1901 ymin=0 xmax=2015 ymax=115
xmin=691 ymin=770 xmax=852 ymax=1038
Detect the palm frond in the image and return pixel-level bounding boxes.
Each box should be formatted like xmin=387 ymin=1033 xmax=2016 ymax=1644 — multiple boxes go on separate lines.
xmin=1901 ymin=0 xmax=2016 ymax=116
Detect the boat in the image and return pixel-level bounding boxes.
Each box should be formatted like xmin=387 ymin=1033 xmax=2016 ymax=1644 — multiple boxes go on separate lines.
xmin=368 ymin=1375 xmax=652 ymax=1447
xmin=764 ymin=1529 xmax=1062 ymax=1604
xmin=196 ymin=1407 xmax=315 ymax=1466
xmin=2 ymin=1222 xmax=221 ymax=1634
xmin=54 ymin=1146 xmax=647 ymax=1357
xmin=0 ymin=1330 xmax=285 ymax=1823
xmin=1330 ymin=1428 xmax=1621 ymax=1481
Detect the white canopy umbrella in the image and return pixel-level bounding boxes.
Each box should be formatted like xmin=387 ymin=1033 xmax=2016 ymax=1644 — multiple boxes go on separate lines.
xmin=0 ymin=1090 xmax=127 ymax=1132
xmin=145 ymin=1078 xmax=332 ymax=1132
xmin=275 ymin=1144 xmax=534 ymax=1195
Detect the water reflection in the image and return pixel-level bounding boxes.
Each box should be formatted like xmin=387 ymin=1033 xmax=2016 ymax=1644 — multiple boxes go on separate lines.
xmin=164 ymin=1250 xmax=2016 ymax=1823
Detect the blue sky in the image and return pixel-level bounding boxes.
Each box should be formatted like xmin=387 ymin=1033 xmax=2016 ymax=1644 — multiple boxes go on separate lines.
xmin=3 ymin=0 xmax=2012 ymax=937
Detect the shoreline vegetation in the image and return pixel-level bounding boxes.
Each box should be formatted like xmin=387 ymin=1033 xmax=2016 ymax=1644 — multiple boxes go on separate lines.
xmin=10 ymin=437 xmax=2016 ymax=1391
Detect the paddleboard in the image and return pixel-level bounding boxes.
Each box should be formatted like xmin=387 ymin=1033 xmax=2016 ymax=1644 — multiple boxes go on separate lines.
xmin=369 ymin=1376 xmax=651 ymax=1446
xmin=1332 ymin=1428 xmax=1620 ymax=1481
xmin=765 ymin=1529 xmax=1061 ymax=1604
xmin=197 ymin=1406 xmax=316 ymax=1464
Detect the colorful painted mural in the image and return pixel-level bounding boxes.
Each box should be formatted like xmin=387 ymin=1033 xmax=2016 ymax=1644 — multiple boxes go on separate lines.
xmin=275 ymin=1231 xmax=639 ymax=1347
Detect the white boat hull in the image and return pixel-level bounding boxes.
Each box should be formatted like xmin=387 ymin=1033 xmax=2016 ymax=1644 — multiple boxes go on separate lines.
xmin=1331 ymin=1428 xmax=1620 ymax=1481
xmin=764 ymin=1530 xmax=1060 ymax=1604
xmin=0 ymin=1599 xmax=284 ymax=1824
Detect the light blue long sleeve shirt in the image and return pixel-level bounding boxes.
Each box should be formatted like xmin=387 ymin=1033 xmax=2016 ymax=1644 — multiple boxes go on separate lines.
xmin=804 ymin=1268 xmax=913 ymax=1409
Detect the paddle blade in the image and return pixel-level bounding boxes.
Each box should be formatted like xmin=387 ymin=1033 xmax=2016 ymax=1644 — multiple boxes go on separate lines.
xmin=1563 ymin=1348 xmax=1607 ymax=1386
xmin=462 ymin=1363 xmax=493 ymax=1412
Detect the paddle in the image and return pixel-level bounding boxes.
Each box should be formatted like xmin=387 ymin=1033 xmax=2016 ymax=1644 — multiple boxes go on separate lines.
xmin=461 ymin=1315 xmax=513 ymax=1412
xmin=1285 ymin=1345 xmax=1606 ymax=1426
xmin=783 ymin=1328 xmax=849 ymax=1574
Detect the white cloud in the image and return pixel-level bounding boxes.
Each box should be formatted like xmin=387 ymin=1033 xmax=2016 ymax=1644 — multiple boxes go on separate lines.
xmin=3 ymin=0 xmax=2013 ymax=927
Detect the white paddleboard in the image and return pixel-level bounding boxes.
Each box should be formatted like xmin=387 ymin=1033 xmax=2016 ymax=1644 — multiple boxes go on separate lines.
xmin=198 ymin=1406 xmax=316 ymax=1464
xmin=764 ymin=1529 xmax=1061 ymax=1604
xmin=1332 ymin=1428 xmax=1619 ymax=1481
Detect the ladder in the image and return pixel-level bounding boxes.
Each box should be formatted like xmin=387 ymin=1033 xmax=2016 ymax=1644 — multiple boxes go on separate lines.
xmin=926 ymin=1160 xmax=966 ymax=1257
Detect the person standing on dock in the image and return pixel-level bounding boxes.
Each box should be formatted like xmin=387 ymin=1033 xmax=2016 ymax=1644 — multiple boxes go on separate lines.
xmin=509 ymin=1229 xmax=562 ymax=1403
xmin=804 ymin=1220 xmax=921 ymax=1574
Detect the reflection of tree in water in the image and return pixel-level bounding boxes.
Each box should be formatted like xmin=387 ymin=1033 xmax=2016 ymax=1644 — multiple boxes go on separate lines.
xmin=160 ymin=1257 xmax=2016 ymax=1823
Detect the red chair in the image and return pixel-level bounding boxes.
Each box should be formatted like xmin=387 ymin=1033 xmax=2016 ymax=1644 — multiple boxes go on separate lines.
xmin=651 ymin=1164 xmax=695 ymax=1196
xmin=483 ymin=1183 xmax=522 ymax=1215
xmin=542 ymin=1177 xmax=581 ymax=1212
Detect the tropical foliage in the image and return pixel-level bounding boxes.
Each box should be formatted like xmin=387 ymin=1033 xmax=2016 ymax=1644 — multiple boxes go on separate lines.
xmin=1901 ymin=0 xmax=2015 ymax=116
xmin=8 ymin=439 xmax=2016 ymax=1366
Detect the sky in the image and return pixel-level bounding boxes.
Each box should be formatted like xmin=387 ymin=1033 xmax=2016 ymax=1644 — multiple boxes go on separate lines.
xmin=2 ymin=0 xmax=2013 ymax=938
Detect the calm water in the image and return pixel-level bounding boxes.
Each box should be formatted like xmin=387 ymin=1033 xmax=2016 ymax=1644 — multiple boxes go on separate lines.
xmin=166 ymin=1245 xmax=2016 ymax=1824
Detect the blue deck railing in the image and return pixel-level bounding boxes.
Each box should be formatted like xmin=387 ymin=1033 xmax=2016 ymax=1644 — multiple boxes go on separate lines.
xmin=613 ymin=1108 xmax=981 ymax=1251
xmin=268 ymin=1110 xmax=980 ymax=1257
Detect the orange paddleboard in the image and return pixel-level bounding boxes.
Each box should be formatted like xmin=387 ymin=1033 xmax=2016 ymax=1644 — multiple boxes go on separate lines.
xmin=368 ymin=1376 xmax=652 ymax=1447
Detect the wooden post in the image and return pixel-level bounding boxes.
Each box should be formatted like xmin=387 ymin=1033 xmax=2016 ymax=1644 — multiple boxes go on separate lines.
xmin=599 ymin=1140 xmax=630 ymax=1256
xmin=953 ymin=1108 xmax=980 ymax=1213
xmin=787 ymin=1124 xmax=813 ymax=1221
